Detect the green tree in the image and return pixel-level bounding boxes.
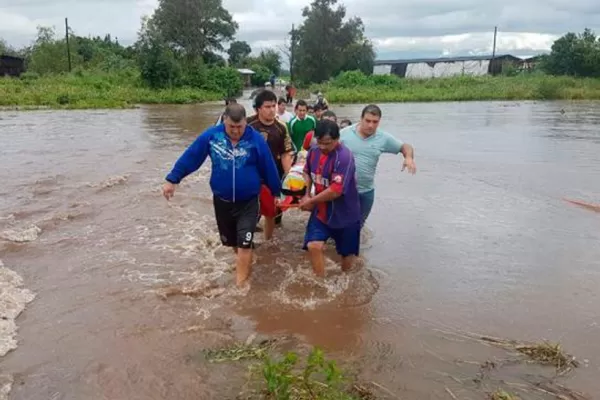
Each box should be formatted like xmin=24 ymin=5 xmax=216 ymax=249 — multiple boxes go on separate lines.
xmin=136 ymin=17 xmax=180 ymax=88
xmin=152 ymin=0 xmax=237 ymax=60
xmin=227 ymin=40 xmax=252 ymax=66
xmin=293 ymin=0 xmax=374 ymax=83
xmin=542 ymin=29 xmax=600 ymax=77
xmin=28 ymin=26 xmax=83 ymax=74
xmin=254 ymin=49 xmax=281 ymax=75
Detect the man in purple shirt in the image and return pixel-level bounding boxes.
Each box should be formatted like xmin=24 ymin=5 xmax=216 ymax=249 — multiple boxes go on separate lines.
xmin=298 ymin=119 xmax=361 ymax=277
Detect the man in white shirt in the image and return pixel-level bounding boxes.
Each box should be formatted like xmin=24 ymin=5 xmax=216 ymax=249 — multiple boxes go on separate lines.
xmin=276 ymin=96 xmax=294 ymax=123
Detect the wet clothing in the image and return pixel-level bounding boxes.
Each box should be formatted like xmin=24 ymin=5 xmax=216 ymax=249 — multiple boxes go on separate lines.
xmin=358 ymin=189 xmax=375 ymax=226
xmin=303 ymin=214 xmax=360 ymax=257
xmin=289 ymin=115 xmax=317 ymax=152
xmin=340 ymin=125 xmax=404 ymax=193
xmin=165 ymin=124 xmax=281 ymax=203
xmin=303 ymin=143 xmax=360 ymax=229
xmin=247 ymin=115 xmax=293 ymax=177
xmin=213 ymin=195 xmax=259 ymax=248
xmin=247 ymin=116 xmax=292 ymax=220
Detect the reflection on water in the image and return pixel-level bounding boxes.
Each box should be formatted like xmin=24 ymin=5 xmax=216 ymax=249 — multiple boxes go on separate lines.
xmin=1 ymin=100 xmax=599 ymax=399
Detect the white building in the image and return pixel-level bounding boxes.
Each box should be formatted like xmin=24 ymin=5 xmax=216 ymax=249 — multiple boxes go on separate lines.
xmin=373 ymin=55 xmax=522 ymax=79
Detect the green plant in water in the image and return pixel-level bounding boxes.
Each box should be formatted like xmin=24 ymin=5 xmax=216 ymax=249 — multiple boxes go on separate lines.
xmin=261 ymin=347 xmax=361 ymax=400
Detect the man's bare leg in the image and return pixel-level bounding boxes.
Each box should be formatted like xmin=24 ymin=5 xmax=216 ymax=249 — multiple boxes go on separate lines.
xmin=341 ymin=255 xmax=356 ymax=272
xmin=263 ymin=216 xmax=275 ymax=241
xmin=307 ymin=241 xmax=326 ymax=277
xmin=236 ymin=248 xmax=253 ymax=286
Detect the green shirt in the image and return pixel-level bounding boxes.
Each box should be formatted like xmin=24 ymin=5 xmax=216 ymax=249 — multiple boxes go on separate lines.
xmin=288 ymin=115 xmax=317 ymax=151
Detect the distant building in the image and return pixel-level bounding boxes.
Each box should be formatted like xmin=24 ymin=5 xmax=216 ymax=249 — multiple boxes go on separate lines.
xmin=0 ymin=54 xmax=25 ymax=77
xmin=373 ymin=54 xmax=522 ymax=78
xmin=236 ymin=68 xmax=255 ymax=87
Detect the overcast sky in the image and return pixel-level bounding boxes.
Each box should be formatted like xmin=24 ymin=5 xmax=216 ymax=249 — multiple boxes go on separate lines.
xmin=1 ymin=0 xmax=599 ymax=60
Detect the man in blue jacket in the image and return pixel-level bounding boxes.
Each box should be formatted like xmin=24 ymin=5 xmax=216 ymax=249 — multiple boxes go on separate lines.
xmin=162 ymin=103 xmax=282 ymax=286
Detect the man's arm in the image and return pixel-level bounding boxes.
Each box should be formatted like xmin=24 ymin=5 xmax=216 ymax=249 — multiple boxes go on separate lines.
xmin=280 ymin=122 xmax=294 ymax=173
xmin=165 ymin=131 xmax=211 ymax=184
xmin=401 ymin=143 xmax=414 ymax=159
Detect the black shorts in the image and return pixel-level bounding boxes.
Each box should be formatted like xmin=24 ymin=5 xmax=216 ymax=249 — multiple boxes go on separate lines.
xmin=213 ymin=196 xmax=259 ymax=248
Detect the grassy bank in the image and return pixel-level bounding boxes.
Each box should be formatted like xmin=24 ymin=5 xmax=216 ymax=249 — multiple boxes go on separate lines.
xmin=316 ymin=72 xmax=600 ymax=103
xmin=0 ymin=71 xmax=223 ymax=110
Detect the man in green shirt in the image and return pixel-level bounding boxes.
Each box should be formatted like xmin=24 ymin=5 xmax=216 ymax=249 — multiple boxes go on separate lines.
xmin=288 ymin=99 xmax=317 ymax=152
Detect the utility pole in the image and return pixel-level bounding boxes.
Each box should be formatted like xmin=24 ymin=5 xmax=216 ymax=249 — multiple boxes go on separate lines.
xmin=491 ymin=26 xmax=497 ymax=59
xmin=65 ymin=17 xmax=72 ymax=72
xmin=289 ymin=24 xmax=295 ymax=83
xmin=491 ymin=26 xmax=498 ymax=75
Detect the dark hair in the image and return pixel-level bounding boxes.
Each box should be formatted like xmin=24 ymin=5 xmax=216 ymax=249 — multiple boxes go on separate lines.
xmin=223 ymin=103 xmax=246 ymax=122
xmin=322 ymin=110 xmax=337 ymax=120
xmin=307 ymin=104 xmax=314 ymax=111
xmin=314 ymin=119 xmax=340 ymax=140
xmin=295 ymin=99 xmax=308 ymax=109
xmin=313 ymin=104 xmax=323 ymax=111
xmin=339 ymin=119 xmax=352 ymax=126
xmin=225 ymin=97 xmax=237 ymax=106
xmin=277 ymin=96 xmax=287 ymax=105
xmin=361 ymin=104 xmax=382 ymax=118
xmin=254 ymin=89 xmax=277 ymax=109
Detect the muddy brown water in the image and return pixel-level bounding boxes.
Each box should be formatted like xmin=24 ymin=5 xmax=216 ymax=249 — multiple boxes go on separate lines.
xmin=1 ymin=100 xmax=600 ymax=399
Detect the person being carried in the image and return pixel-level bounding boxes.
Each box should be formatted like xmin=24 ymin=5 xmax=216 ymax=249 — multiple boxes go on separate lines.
xmin=340 ymin=104 xmax=416 ymax=226
xmin=247 ymin=90 xmax=294 ymax=238
xmin=299 ymin=119 xmax=361 ymax=277
xmin=163 ymin=103 xmax=281 ymax=286
xmin=288 ymin=99 xmax=317 ymax=152
xmin=276 ymin=96 xmax=294 ymax=123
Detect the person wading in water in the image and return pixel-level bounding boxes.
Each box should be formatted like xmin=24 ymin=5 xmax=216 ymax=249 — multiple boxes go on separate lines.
xmin=247 ymin=90 xmax=294 ymax=237
xmin=340 ymin=104 xmax=416 ymax=226
xmin=163 ymin=103 xmax=281 ymax=286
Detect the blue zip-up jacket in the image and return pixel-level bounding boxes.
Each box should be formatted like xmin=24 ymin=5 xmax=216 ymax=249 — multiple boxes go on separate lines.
xmin=165 ymin=124 xmax=281 ymax=202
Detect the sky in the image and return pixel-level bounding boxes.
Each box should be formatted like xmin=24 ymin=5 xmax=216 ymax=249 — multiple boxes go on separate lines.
xmin=1 ymin=0 xmax=599 ymax=62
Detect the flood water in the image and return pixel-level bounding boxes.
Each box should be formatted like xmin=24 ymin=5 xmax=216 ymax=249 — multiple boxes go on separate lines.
xmin=1 ymin=99 xmax=600 ymax=399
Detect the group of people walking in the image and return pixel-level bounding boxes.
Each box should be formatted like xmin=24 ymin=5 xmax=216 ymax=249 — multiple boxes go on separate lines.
xmin=162 ymin=90 xmax=416 ymax=286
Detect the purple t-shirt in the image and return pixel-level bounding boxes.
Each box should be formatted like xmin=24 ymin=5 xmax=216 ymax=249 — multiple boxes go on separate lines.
xmin=303 ymin=143 xmax=361 ymax=228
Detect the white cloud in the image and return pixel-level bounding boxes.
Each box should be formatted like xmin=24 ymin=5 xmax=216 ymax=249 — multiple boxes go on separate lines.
xmin=1 ymin=0 xmax=598 ymax=59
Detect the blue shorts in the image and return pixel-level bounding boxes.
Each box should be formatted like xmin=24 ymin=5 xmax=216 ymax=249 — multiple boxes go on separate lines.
xmin=303 ymin=214 xmax=361 ymax=257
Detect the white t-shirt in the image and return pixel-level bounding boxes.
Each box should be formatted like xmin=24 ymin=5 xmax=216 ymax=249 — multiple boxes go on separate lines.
xmin=276 ymin=111 xmax=294 ymax=123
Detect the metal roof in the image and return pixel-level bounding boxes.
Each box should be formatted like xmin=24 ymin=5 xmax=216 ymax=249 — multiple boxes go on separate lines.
xmin=374 ymin=54 xmax=519 ymax=65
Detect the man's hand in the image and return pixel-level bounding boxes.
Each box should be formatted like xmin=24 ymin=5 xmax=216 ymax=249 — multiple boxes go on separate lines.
xmin=298 ymin=196 xmax=314 ymax=212
xmin=402 ymin=157 xmax=417 ymax=174
xmin=162 ymin=182 xmax=177 ymax=200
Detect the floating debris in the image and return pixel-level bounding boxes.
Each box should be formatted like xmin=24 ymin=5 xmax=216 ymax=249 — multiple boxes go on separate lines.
xmin=203 ymin=339 xmax=277 ymax=363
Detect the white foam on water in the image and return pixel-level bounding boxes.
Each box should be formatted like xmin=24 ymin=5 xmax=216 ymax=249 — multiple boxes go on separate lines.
xmin=0 ymin=375 xmax=12 ymax=400
xmin=270 ymin=258 xmax=350 ymax=309
xmin=0 ymin=225 xmax=42 ymax=243
xmin=0 ymin=259 xmax=35 ymax=400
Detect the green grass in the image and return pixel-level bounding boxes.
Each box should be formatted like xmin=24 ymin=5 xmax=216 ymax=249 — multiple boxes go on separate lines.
xmin=314 ymin=73 xmax=600 ymax=103
xmin=0 ymin=70 xmax=223 ymax=109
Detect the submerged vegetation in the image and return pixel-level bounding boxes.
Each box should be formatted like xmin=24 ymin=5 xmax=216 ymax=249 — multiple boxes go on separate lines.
xmin=199 ymin=331 xmax=588 ymax=400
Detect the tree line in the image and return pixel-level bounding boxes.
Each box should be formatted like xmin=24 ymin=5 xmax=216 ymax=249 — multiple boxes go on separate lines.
xmin=0 ymin=0 xmax=375 ymax=95
xmin=1 ymin=0 xmax=599 ymax=96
